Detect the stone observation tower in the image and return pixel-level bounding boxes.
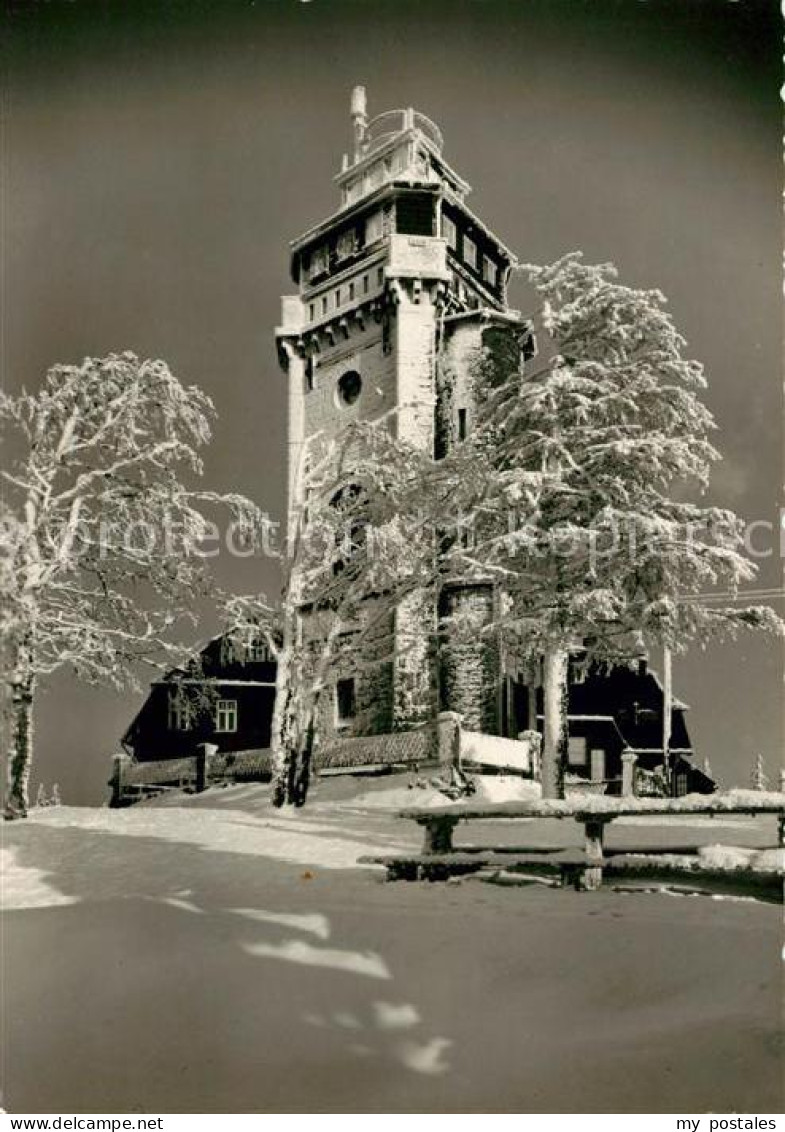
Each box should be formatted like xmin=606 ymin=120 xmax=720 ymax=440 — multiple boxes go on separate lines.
xmin=275 ymin=87 xmax=535 ymax=741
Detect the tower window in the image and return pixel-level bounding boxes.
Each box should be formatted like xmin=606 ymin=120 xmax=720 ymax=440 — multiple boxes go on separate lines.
xmin=396 ymin=192 xmax=436 ymax=237
xmin=336 ymin=369 xmax=362 ymax=407
xmin=336 ymin=287 xmax=342 ymax=307
xmin=442 ymin=213 xmax=457 ymax=249
xmin=463 ymin=235 xmax=478 ymax=271
xmin=366 ymin=211 xmax=384 ymax=244
xmin=457 ymin=408 xmax=468 ymax=440
xmin=349 ymin=280 xmax=355 ymax=301
xmin=377 ymin=266 xmax=384 ymax=286
xmin=215 ymin=699 xmax=238 ymax=734
xmin=308 ymin=302 xmax=315 ymax=322
xmin=321 ymin=295 xmax=329 ymax=316
xmin=335 ymin=678 xmax=357 ymax=725
xmin=363 ymin=274 xmax=369 ymax=293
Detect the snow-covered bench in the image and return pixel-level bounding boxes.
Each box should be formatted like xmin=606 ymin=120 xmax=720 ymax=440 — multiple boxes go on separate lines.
xmin=363 ymin=791 xmax=785 ymax=892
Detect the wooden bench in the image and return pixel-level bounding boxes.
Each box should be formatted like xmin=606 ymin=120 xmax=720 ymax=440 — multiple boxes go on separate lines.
xmin=362 ymin=793 xmax=785 ymax=892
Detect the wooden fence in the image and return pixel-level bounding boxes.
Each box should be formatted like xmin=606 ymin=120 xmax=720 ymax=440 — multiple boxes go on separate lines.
xmin=109 ymin=714 xmax=454 ymax=807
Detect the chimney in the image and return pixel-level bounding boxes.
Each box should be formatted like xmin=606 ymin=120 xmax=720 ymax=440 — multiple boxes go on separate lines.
xmin=350 ymin=85 xmax=368 ymax=162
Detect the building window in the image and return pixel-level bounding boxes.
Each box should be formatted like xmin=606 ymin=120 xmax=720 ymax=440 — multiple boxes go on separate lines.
xmin=349 ymin=280 xmax=355 ymax=301
xmin=442 ymin=212 xmax=457 ymax=249
xmin=335 ymin=287 xmax=341 ymax=307
xmin=463 ymin=235 xmax=478 ymax=271
xmin=168 ymin=690 xmax=194 ymax=732
xmin=377 ymin=266 xmax=384 ymax=286
xmin=366 ymin=210 xmax=384 ymax=245
xmin=321 ymin=295 xmax=329 ymax=316
xmin=568 ymin=736 xmax=588 ymax=767
xmin=215 ymin=699 xmax=238 ymax=733
xmin=305 ymin=357 xmax=315 ymax=393
xmin=336 ymin=229 xmax=359 ymax=261
xmin=590 ymin=748 xmax=605 ymax=782
xmin=335 ymin=678 xmax=356 ymax=726
xmin=395 ymin=191 xmax=435 ymax=237
xmin=247 ymin=640 xmax=269 ymax=662
xmin=457 ymin=407 xmax=468 ymax=440
xmin=481 ymin=255 xmax=494 ymax=284
xmin=308 ymin=302 xmax=315 ymax=322
xmin=310 ymin=245 xmax=329 ymax=279
xmin=336 ymin=369 xmax=362 ymax=407
xmin=363 ymin=274 xmax=369 ymax=293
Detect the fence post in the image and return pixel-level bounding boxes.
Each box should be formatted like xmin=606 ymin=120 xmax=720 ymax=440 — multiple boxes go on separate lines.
xmin=435 ymin=712 xmax=462 ymax=769
xmin=195 ymin=742 xmax=219 ymax=793
xmin=621 ymin=749 xmax=638 ymax=797
xmin=110 ymin=752 xmax=132 ymax=807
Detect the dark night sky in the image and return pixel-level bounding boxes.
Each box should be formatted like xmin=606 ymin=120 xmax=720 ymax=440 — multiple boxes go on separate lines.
xmin=4 ymin=0 xmax=782 ymax=803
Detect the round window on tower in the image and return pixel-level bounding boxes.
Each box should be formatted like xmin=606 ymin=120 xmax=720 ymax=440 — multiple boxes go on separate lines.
xmin=336 ymin=369 xmax=362 ymax=408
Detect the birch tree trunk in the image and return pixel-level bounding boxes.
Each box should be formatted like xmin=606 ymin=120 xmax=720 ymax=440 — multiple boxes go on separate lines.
xmin=270 ymin=647 xmax=297 ymax=809
xmin=5 ymin=674 xmax=36 ymax=820
xmin=541 ymin=645 xmax=568 ymax=799
xmin=291 ymin=698 xmax=320 ymax=808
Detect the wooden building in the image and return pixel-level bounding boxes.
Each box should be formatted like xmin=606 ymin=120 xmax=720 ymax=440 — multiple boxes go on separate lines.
xmin=508 ymin=659 xmax=715 ymax=795
xmin=121 ymin=635 xmax=277 ymax=763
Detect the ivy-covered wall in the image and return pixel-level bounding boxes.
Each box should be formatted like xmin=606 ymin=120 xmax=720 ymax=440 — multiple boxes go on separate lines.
xmin=438 ymin=582 xmax=500 ymax=733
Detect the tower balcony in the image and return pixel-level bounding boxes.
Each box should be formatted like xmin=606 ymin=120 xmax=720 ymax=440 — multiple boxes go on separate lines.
xmin=364 ymin=107 xmax=444 ymax=157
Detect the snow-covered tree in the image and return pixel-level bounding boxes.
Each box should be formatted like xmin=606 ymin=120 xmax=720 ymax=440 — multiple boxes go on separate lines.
xmin=750 ymin=754 xmax=768 ymax=792
xmin=440 ymin=254 xmax=782 ymax=796
xmin=1 ymin=352 xmax=263 ymax=818
xmin=224 ymin=254 xmax=781 ymax=808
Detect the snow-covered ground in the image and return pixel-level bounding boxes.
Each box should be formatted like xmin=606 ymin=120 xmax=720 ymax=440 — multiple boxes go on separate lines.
xmin=2 ymin=775 xmax=782 ymax=1113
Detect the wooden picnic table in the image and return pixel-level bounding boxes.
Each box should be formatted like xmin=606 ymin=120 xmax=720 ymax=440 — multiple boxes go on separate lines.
xmin=376 ymin=792 xmax=785 ymax=891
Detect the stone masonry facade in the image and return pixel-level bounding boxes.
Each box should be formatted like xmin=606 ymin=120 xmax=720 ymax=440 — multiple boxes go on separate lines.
xmin=275 ymin=89 xmax=535 ymax=743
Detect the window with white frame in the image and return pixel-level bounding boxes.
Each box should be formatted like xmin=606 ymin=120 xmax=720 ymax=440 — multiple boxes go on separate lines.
xmin=442 ymin=212 xmax=457 ymax=249
xmin=247 ymin=640 xmax=269 ymax=663
xmin=365 ymin=210 xmax=383 ymax=245
xmin=168 ymin=689 xmax=195 ymax=732
xmin=568 ymin=736 xmax=588 ymax=766
xmin=463 ymin=235 xmax=478 ymax=271
xmin=215 ymin=699 xmax=238 ymax=733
